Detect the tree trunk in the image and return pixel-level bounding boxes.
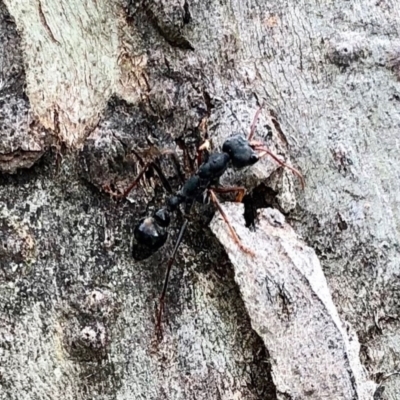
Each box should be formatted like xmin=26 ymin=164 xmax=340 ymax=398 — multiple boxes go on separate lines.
xmin=1 ymin=0 xmax=399 ymax=399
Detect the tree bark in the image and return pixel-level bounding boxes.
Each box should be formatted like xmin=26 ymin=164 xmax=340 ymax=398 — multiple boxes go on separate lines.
xmin=1 ymin=0 xmax=399 ymax=399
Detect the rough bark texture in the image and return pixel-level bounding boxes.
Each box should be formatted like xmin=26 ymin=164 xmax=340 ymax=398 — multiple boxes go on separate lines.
xmin=1 ymin=0 xmax=399 ymax=399
xmin=211 ymin=205 xmax=375 ymax=399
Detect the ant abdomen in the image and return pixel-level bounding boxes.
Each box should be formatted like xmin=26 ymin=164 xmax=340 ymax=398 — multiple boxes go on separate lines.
xmin=134 ymin=217 xmax=168 ymax=249
xmin=132 ymin=208 xmax=171 ymax=260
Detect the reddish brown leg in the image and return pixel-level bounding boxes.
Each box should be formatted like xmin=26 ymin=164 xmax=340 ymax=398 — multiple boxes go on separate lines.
xmin=248 ymin=107 xmax=263 ymax=141
xmin=197 ymin=113 xmax=210 ymax=167
xmin=197 ymin=140 xmax=210 ymax=169
xmin=250 ymin=142 xmax=305 ymax=189
xmin=111 ymin=148 xmax=183 ymax=199
xmin=115 ymin=162 xmax=153 ymax=198
xmin=211 ymin=186 xmax=246 ymax=202
xmin=209 ymin=189 xmax=254 ymax=257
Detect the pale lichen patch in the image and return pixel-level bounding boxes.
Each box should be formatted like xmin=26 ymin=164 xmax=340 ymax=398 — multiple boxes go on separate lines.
xmin=4 ymin=0 xmax=120 ymax=148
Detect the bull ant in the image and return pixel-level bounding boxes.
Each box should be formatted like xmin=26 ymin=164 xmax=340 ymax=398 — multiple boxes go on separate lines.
xmin=125 ymin=108 xmax=305 ymax=336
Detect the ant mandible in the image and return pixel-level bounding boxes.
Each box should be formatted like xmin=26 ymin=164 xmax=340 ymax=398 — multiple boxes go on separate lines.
xmin=129 ymin=107 xmax=304 ymax=337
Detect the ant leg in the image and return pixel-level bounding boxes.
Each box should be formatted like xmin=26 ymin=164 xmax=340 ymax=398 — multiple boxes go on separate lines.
xmin=197 ymin=111 xmax=210 ymax=168
xmin=208 ymin=189 xmax=255 ymax=257
xmin=211 ymin=186 xmax=246 ymax=202
xmin=118 ymin=160 xmax=172 ymax=198
xmin=117 ymin=149 xmax=184 ymax=199
xmin=247 ymin=107 xmax=263 ymax=141
xmin=250 ymin=143 xmax=305 ymax=189
xmin=151 ymin=161 xmax=173 ymax=194
xmin=197 ymin=140 xmax=211 ymax=168
xmin=156 ymin=218 xmax=189 ymax=338
xmin=116 ymin=161 xmax=153 ymax=198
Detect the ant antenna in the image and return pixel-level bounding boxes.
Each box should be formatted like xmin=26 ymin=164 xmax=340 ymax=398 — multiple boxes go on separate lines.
xmin=247 ymin=106 xmax=263 ymax=141
xmin=250 ymin=142 xmax=305 ymax=189
xmin=246 ymin=106 xmax=305 ymax=189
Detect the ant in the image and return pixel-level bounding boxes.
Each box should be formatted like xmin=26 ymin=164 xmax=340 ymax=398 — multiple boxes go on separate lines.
xmin=129 ymin=107 xmax=304 ymax=337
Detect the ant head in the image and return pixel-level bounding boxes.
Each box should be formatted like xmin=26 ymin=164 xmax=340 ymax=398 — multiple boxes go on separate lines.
xmin=222 ymin=135 xmax=259 ymax=169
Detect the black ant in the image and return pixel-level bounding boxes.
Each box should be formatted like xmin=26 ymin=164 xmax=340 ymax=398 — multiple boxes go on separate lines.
xmin=128 ymin=108 xmax=304 ymax=337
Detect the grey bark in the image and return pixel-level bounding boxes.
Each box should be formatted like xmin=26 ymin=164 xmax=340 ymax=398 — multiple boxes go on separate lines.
xmin=211 ymin=205 xmax=375 ymax=399
xmin=1 ymin=0 xmax=399 ymax=399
